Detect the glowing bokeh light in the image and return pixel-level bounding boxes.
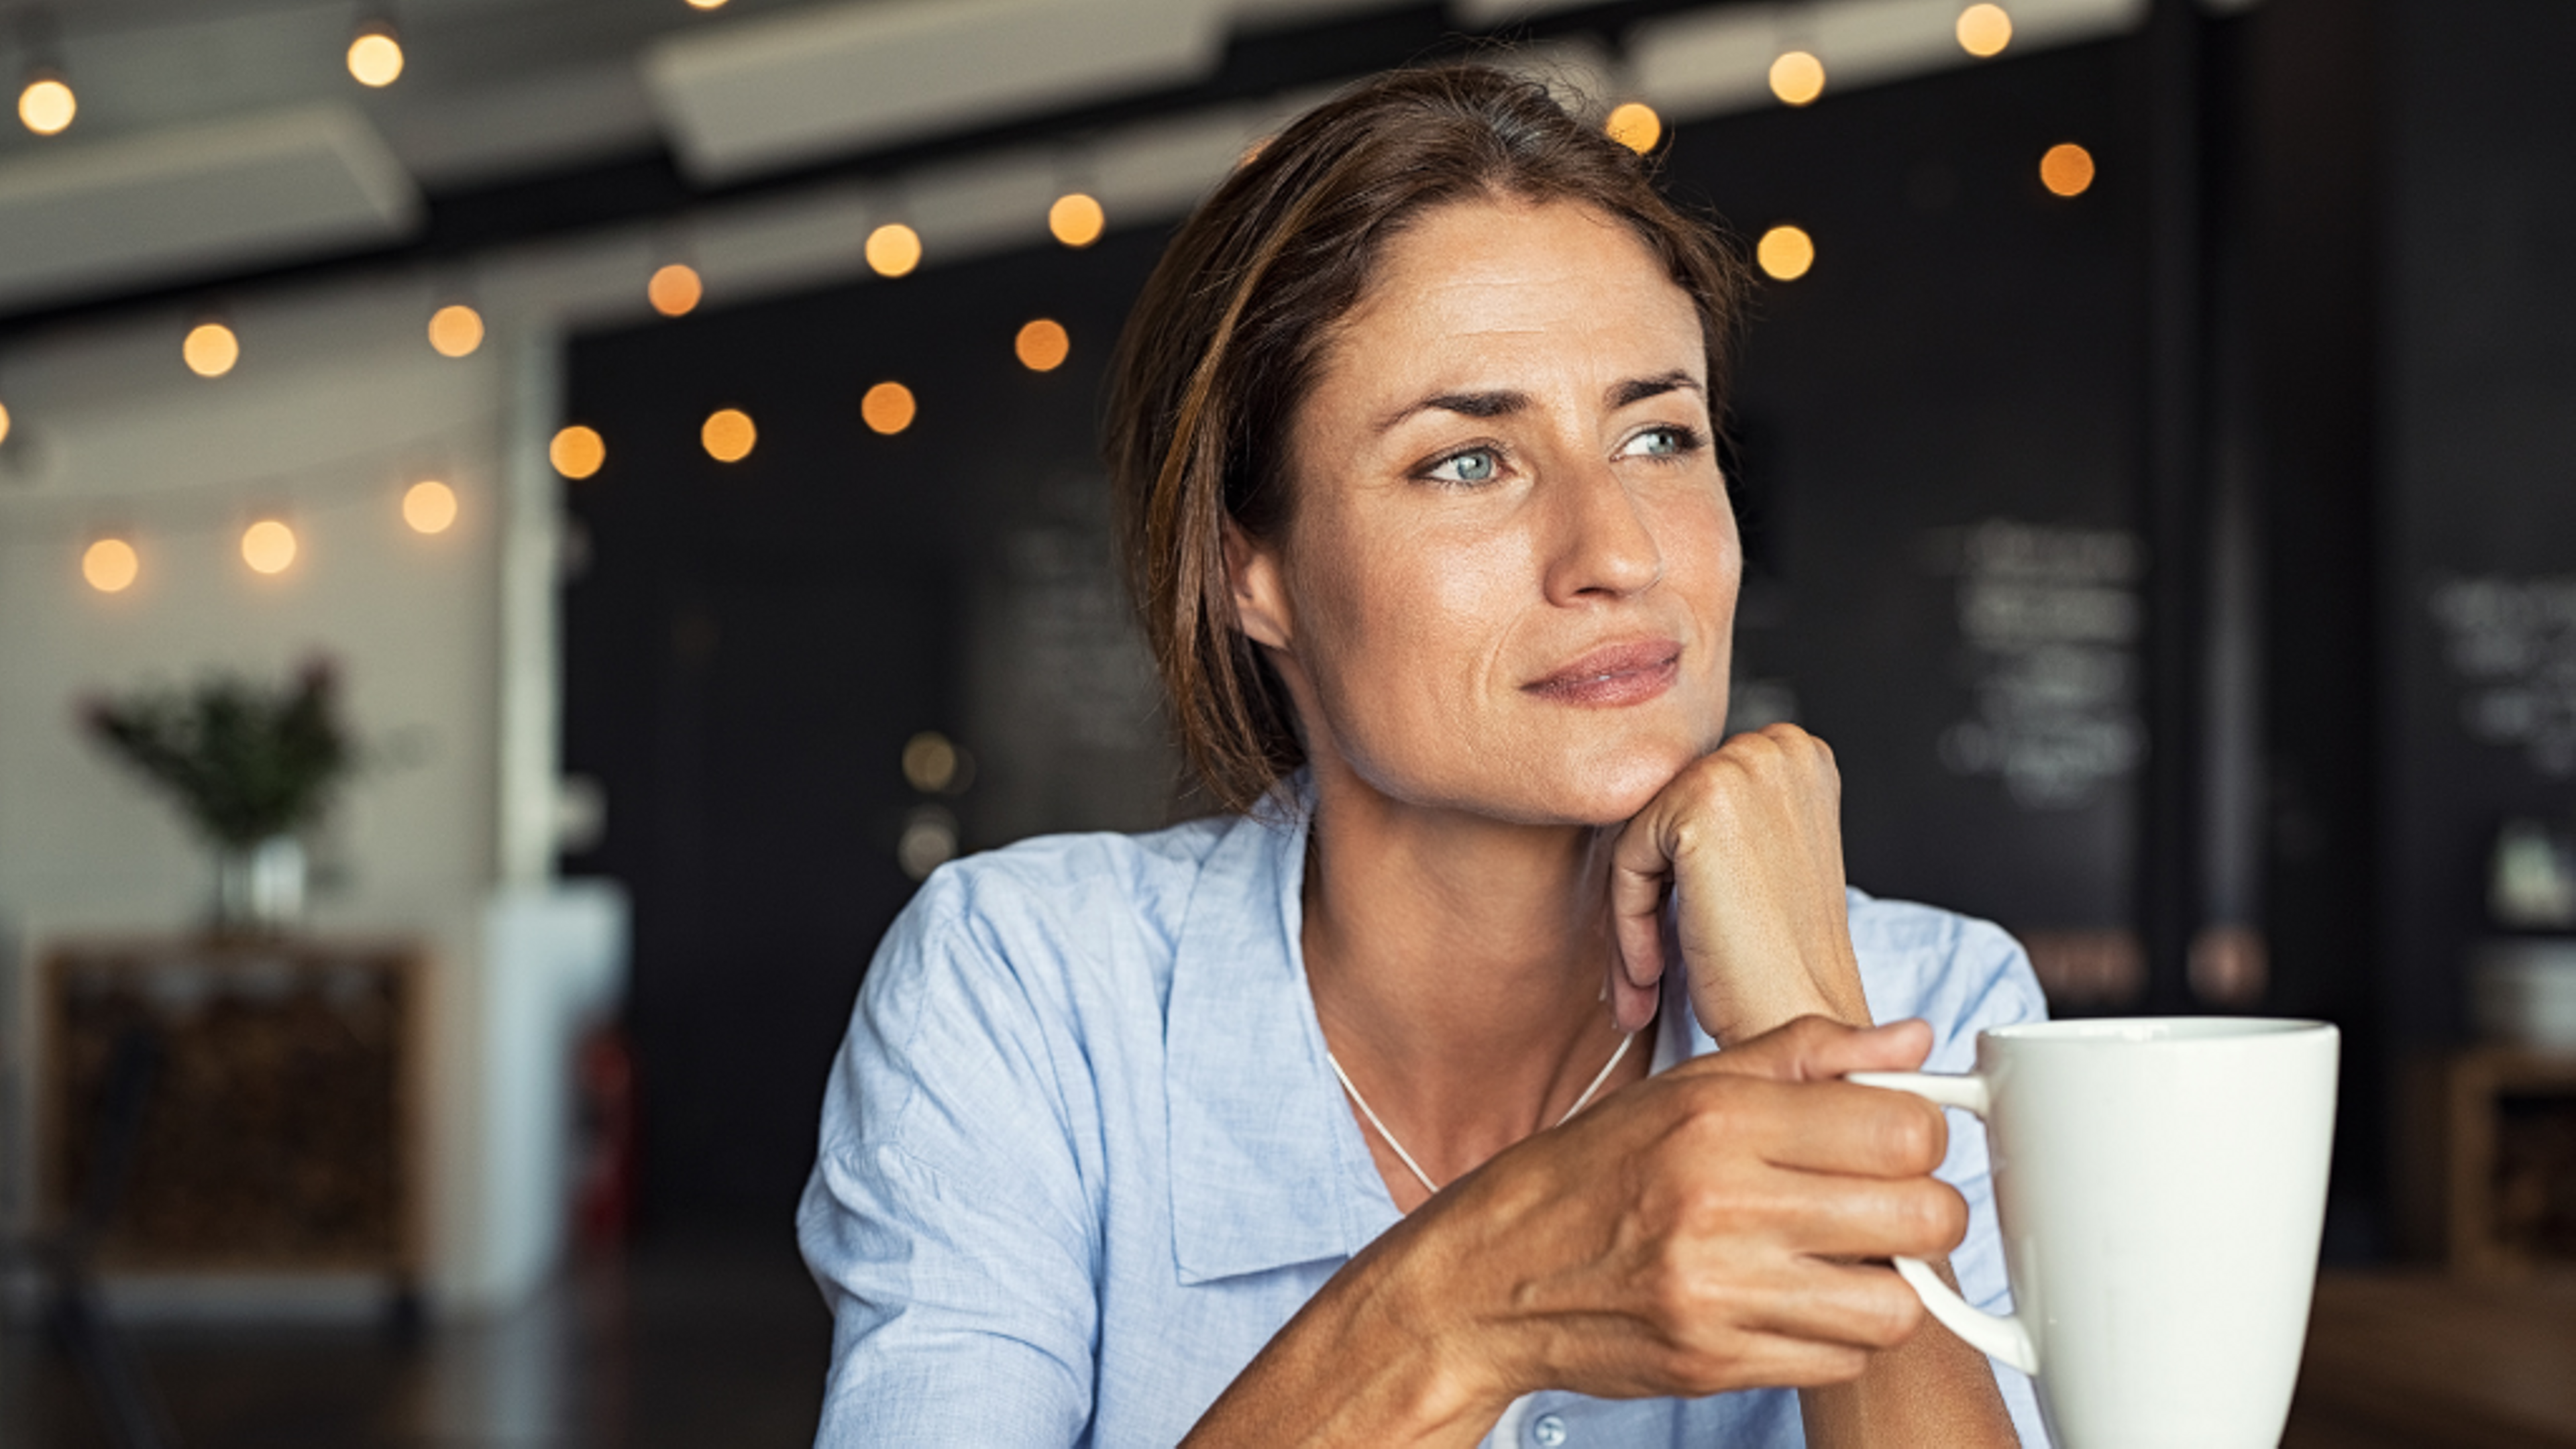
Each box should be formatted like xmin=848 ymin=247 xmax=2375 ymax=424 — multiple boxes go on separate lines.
xmin=83 ymin=538 xmax=138 ymax=593
xmin=861 ymin=382 xmax=916 ymax=435
xmin=649 ymin=262 xmax=703 ymax=317
xmin=0 ymin=400 xmax=11 ymax=446
xmin=347 ymin=29 xmax=404 ymax=87
xmin=1757 ymin=224 xmax=1815 ymax=281
xmin=550 ymin=425 xmax=606 ymax=480
xmin=1049 ymin=193 xmax=1105 ymax=248
xmin=866 ymin=223 xmax=922 ymax=278
xmin=241 ymin=520 xmax=297 ymax=576
xmin=702 ymin=407 xmax=757 ymax=462
xmin=18 ymin=76 xmax=73 ymax=136
xmin=1769 ymin=50 xmax=1826 ymax=106
xmin=404 ymin=480 xmax=458 ymax=534
xmin=1957 ymin=3 xmax=2013 ymax=58
xmin=427 ymin=303 xmax=484 ymax=358
xmin=2041 ymin=142 xmax=2097 ymax=197
xmin=1015 ymin=318 xmax=1070 ymax=372
xmin=903 ymin=731 xmax=959 ymax=792
xmin=184 ymin=321 xmax=240 ymax=378
xmin=1604 ymin=102 xmax=1662 ymax=154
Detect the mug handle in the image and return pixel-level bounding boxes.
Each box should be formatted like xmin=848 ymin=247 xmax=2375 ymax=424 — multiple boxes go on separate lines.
xmin=1843 ymin=1070 xmax=2040 ymax=1377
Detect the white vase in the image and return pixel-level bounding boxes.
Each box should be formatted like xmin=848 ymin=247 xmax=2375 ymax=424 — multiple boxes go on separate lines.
xmin=213 ymin=835 xmax=307 ymax=932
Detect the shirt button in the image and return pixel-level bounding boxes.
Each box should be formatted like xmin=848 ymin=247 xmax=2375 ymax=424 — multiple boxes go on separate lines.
xmin=1531 ymin=1413 xmax=1568 ymax=1447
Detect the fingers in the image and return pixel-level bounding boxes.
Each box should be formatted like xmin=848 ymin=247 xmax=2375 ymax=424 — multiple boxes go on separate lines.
xmin=1606 ymin=800 xmax=1677 ymax=1032
xmin=1666 ymin=1069 xmax=1951 ymax=1179
xmin=1706 ymin=1015 xmax=1935 ymax=1083
xmin=1734 ymin=1258 xmax=1932 ymax=1354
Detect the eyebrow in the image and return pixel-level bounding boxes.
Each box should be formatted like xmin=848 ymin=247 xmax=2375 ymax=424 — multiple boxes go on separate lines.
xmin=1373 ymin=370 xmax=1706 ymax=433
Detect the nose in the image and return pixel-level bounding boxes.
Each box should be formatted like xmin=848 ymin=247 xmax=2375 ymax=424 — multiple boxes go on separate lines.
xmin=1540 ymin=456 xmax=1664 ymax=604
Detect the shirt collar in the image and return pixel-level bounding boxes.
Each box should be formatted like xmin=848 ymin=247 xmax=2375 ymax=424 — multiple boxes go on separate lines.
xmin=1165 ymin=776 xmax=1397 ymax=1286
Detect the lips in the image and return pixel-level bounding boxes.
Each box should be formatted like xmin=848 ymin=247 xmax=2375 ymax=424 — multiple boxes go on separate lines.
xmin=1522 ymin=639 xmax=1682 ymax=707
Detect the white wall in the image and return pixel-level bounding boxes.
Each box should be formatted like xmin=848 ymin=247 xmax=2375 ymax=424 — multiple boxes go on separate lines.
xmin=0 ymin=275 xmax=537 ymax=1313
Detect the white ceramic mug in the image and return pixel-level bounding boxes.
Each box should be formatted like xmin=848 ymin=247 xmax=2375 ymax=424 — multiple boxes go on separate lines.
xmin=1850 ymin=1017 xmax=2339 ymax=1449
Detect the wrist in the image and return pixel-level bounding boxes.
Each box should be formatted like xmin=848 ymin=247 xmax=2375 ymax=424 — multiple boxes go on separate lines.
xmin=1346 ymin=1214 xmax=1523 ymax=1436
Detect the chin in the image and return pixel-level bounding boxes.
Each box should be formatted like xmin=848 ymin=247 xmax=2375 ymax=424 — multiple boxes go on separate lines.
xmin=1428 ymin=735 xmax=1703 ymax=829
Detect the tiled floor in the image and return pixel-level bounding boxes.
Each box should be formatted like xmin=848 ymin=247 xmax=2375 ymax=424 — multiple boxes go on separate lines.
xmin=7 ymin=1263 xmax=2572 ymax=1447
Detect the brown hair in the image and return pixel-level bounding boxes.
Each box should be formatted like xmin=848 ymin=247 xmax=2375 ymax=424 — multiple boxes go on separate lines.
xmin=1104 ymin=62 xmax=1749 ymax=813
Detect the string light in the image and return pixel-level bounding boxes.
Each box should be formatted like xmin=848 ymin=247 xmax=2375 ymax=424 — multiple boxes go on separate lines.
xmin=241 ymin=520 xmax=298 ymax=576
xmin=649 ymin=262 xmax=703 ymax=317
xmin=866 ymin=223 xmax=922 ymax=278
xmin=427 ymin=303 xmax=484 ymax=358
xmin=1604 ymin=102 xmax=1662 ymax=155
xmin=17 ymin=72 xmax=73 ymax=136
xmin=403 ymin=480 xmax=458 ymax=533
xmin=1769 ymin=50 xmax=1825 ymax=107
xmin=861 ymin=382 xmax=916 ymax=435
xmin=2040 ymin=142 xmax=2096 ymax=197
xmin=184 ymin=320 xmax=240 ymax=378
xmin=550 ymin=425 xmax=606 ymax=480
xmin=83 ymin=538 xmax=138 ymax=593
xmin=346 ymin=17 xmax=404 ymax=88
xmin=1957 ymin=4 xmax=2012 ymax=58
xmin=1757 ymin=225 xmax=1815 ymax=281
xmin=1015 ymin=319 xmax=1070 ymax=372
xmin=1048 ymin=193 xmax=1105 ymax=249
xmin=702 ymin=407 xmax=756 ymax=462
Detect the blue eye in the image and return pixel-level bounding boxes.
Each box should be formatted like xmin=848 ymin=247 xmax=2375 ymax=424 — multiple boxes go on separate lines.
xmin=1627 ymin=427 xmax=1685 ymax=458
xmin=1426 ymin=448 xmax=1499 ymax=484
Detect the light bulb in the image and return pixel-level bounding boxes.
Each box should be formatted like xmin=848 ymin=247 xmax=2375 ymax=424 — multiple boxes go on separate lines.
xmin=1957 ymin=4 xmax=2012 ymax=58
xmin=1605 ymin=102 xmax=1662 ymax=155
xmin=1769 ymin=50 xmax=1825 ymax=107
xmin=427 ymin=303 xmax=484 ymax=358
xmin=649 ymin=262 xmax=702 ymax=317
xmin=1015 ymin=319 xmax=1070 ymax=372
xmin=347 ymin=26 xmax=404 ymax=87
xmin=184 ymin=321 xmax=240 ymax=378
xmin=18 ymin=75 xmax=74 ymax=136
xmin=83 ymin=538 xmax=138 ymax=593
xmin=404 ymin=480 xmax=458 ymax=534
xmin=1757 ymin=225 xmax=1815 ymax=281
xmin=866 ymin=223 xmax=922 ymax=278
xmin=1048 ymin=193 xmax=1105 ymax=248
xmin=861 ymin=382 xmax=916 ymax=435
xmin=241 ymin=520 xmax=298 ymax=576
xmin=702 ymin=408 xmax=756 ymax=462
xmin=551 ymin=425 xmax=606 ymax=480
xmin=2041 ymin=143 xmax=2096 ymax=197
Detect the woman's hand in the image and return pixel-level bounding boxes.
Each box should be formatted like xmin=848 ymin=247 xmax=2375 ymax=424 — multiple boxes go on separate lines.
xmin=1607 ymin=723 xmax=1870 ymax=1041
xmin=1183 ymin=1017 xmax=1967 ymax=1445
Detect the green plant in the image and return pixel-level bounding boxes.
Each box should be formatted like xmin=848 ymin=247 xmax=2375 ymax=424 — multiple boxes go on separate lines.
xmin=80 ymin=657 xmax=353 ymax=847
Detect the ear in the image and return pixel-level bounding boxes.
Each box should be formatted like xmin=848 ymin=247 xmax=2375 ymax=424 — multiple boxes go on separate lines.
xmin=1222 ymin=519 xmax=1294 ymax=653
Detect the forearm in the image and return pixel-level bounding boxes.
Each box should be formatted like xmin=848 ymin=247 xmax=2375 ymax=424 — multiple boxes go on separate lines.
xmin=1796 ymin=1261 xmax=2018 ymax=1449
xmin=1181 ymin=1227 xmax=1503 ymax=1448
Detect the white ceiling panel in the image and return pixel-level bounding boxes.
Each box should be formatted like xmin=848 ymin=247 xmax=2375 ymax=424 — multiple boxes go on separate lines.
xmin=645 ymin=0 xmax=1230 ymax=184
xmin=0 ymin=104 xmax=420 ymax=312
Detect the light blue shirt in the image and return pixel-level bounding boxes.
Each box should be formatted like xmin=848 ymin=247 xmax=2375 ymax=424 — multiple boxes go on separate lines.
xmin=799 ymin=792 xmax=2052 ymax=1447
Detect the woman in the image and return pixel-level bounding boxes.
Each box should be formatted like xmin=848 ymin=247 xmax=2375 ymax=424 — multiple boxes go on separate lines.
xmin=800 ymin=64 xmax=2047 ymax=1447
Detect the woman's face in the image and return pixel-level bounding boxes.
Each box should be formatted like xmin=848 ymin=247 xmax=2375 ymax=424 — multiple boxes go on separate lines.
xmin=1232 ymin=194 xmax=1740 ymax=828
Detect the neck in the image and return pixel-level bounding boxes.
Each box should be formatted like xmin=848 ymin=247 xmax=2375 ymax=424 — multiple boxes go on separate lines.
xmin=1299 ymin=752 xmax=1641 ymax=1188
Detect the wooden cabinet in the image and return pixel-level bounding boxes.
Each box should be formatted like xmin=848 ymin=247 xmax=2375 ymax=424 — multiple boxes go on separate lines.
xmin=2436 ymin=1046 xmax=2576 ymax=1277
xmin=39 ymin=936 xmax=423 ymax=1290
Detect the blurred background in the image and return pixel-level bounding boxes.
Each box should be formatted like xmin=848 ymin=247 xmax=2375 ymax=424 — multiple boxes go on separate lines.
xmin=0 ymin=0 xmax=2569 ymax=1444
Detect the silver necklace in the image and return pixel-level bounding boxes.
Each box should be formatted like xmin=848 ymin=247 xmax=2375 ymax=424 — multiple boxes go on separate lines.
xmin=1328 ymin=1028 xmax=1638 ymax=1197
